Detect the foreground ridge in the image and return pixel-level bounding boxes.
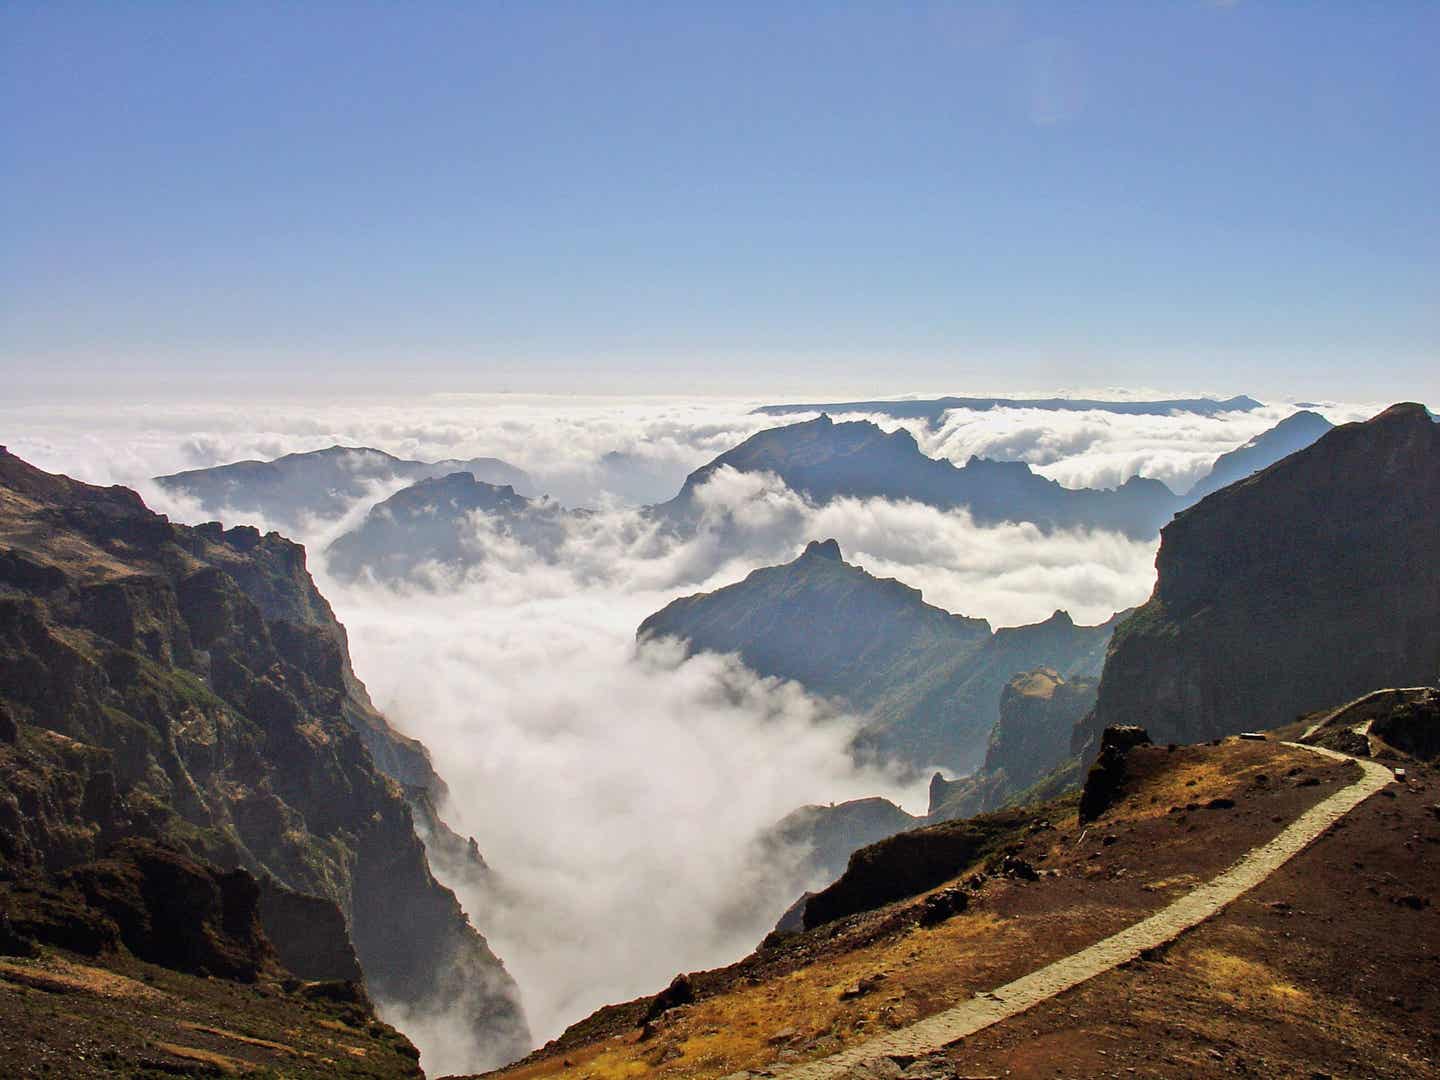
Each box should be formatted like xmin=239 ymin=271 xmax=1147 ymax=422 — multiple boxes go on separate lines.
xmin=727 ymin=741 xmax=1394 ymax=1079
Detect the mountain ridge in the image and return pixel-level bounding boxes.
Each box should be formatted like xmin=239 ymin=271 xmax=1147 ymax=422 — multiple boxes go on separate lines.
xmin=639 ymin=540 xmax=1118 ymax=772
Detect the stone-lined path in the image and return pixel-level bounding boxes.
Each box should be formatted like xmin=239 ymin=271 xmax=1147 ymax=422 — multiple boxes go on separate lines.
xmin=728 ymin=742 xmax=1395 ymax=1080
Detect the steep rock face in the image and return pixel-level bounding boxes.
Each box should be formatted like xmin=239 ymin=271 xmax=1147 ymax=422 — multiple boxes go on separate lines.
xmin=325 ymin=472 xmax=577 ymax=583
xmin=1183 ymin=410 xmax=1333 ymax=504
xmin=1086 ymin=404 xmax=1440 ymax=749
xmin=925 ymin=669 xmax=1096 ymax=823
xmin=986 ymin=669 xmax=1098 ymax=792
xmin=639 ymin=541 xmax=1119 ymax=772
xmin=652 ymin=415 xmax=1179 ymax=538
xmin=156 ymin=445 xmax=533 ymax=532
xmin=0 ymin=448 xmax=530 ymax=1068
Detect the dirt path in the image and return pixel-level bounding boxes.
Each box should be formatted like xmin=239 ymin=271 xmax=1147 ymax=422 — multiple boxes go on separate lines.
xmin=728 ymin=743 xmax=1395 ymax=1080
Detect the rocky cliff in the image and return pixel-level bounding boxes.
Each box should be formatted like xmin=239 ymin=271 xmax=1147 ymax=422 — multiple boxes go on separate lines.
xmin=0 ymin=448 xmax=530 ymax=1069
xmin=1084 ymin=403 xmax=1440 ymax=750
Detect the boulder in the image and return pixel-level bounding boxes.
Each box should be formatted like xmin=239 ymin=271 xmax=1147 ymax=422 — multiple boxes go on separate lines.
xmin=1079 ymin=726 xmax=1152 ymax=823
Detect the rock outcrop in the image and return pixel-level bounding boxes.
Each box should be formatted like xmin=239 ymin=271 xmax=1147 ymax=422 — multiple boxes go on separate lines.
xmin=1084 ymin=404 xmax=1440 ymax=750
xmin=1078 ymin=725 xmax=1153 ymax=823
xmin=801 ymin=808 xmax=1032 ymax=929
xmin=764 ymin=797 xmax=920 ymax=890
xmin=927 ymin=668 xmax=1097 ymax=822
xmin=640 ymin=541 xmax=1120 ymax=772
xmin=0 ymin=448 xmax=530 ymax=1068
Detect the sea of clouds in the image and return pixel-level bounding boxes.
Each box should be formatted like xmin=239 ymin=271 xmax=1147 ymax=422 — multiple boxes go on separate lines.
xmin=0 ymin=390 xmax=1380 ymax=1070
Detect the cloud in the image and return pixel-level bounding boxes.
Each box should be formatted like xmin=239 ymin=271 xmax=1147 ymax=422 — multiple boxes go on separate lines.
xmin=330 ymin=582 xmax=916 ymax=1044
xmin=0 ymin=389 xmax=1380 ymax=1068
xmin=300 ymin=465 xmax=1159 ymax=1049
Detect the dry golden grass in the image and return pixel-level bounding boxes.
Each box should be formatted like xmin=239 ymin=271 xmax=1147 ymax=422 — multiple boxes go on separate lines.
xmin=1187 ymin=948 xmax=1314 ymax=1011
xmin=0 ymin=956 xmax=171 ymax=1004
xmin=178 ymin=1021 xmax=306 ymax=1056
xmin=150 ymin=1041 xmax=256 ymax=1074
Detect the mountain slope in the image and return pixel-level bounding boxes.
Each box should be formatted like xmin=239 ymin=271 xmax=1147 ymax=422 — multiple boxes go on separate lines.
xmin=653 ymin=415 xmax=1178 ymax=538
xmin=477 ymin=728 xmax=1434 ymax=1080
xmin=0 ymin=447 xmax=530 ymax=1069
xmin=156 ymin=445 xmax=533 ymax=531
xmin=1084 ymin=402 xmax=1440 ymax=749
xmin=639 ymin=540 xmax=1118 ymax=772
xmin=1183 ymin=409 xmax=1333 ymax=503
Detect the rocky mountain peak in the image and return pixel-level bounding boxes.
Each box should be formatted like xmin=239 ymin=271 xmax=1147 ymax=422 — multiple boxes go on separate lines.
xmin=802 ymin=538 xmax=843 ymax=561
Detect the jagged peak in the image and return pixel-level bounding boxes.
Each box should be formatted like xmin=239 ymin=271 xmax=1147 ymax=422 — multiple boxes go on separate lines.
xmin=802 ymin=538 xmax=843 ymax=561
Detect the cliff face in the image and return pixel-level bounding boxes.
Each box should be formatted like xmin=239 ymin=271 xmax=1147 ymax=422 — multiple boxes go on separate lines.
xmin=1086 ymin=403 xmax=1440 ymax=749
xmin=987 ymin=669 xmax=1098 ymax=792
xmin=0 ymin=448 xmax=530 ymax=1068
xmin=639 ymin=540 xmax=1118 ymax=772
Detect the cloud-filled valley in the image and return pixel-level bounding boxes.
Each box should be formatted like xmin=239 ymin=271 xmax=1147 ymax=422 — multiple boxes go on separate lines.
xmin=0 ymin=390 xmax=1369 ymax=1066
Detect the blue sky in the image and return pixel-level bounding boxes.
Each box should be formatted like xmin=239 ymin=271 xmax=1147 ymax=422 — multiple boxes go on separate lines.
xmin=2 ymin=3 xmax=1436 ymax=400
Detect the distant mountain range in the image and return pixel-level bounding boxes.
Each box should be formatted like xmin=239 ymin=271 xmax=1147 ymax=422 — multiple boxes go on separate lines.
xmin=655 ymin=409 xmax=1333 ymax=540
xmin=147 ymin=407 xmax=1335 ymax=585
xmin=638 ymin=538 xmax=1121 ymax=773
xmin=653 ymin=415 xmax=1180 ymax=538
xmin=1082 ymin=402 xmax=1440 ymax=750
xmin=754 ymin=394 xmax=1265 ymax=427
xmin=155 ymin=445 xmax=533 ymax=531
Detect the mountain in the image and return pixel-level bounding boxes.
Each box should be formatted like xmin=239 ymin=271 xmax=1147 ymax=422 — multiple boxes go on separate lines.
xmin=155 ymin=445 xmax=533 ymax=531
xmin=0 ymin=447 xmax=530 ymax=1068
xmin=926 ymin=667 xmax=1097 ymax=822
xmin=1083 ymin=402 xmax=1440 ymax=750
xmin=325 ymin=471 xmax=579 ymax=582
xmin=754 ymin=394 xmax=1264 ymax=427
xmin=638 ymin=539 xmax=1120 ymax=772
xmin=653 ymin=415 xmax=1180 ymax=538
xmin=1183 ymin=409 xmax=1333 ymax=503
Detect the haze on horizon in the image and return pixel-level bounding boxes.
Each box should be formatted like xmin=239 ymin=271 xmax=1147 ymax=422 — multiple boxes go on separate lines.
xmin=3 ymin=3 xmax=1437 ymax=403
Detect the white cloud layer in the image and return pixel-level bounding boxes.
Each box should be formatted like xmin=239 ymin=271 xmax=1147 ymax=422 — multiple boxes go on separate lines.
xmin=0 ymin=390 xmax=1381 ymax=1068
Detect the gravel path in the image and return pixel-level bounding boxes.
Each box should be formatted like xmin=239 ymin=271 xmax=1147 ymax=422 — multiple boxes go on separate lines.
xmin=728 ymin=742 xmax=1395 ymax=1080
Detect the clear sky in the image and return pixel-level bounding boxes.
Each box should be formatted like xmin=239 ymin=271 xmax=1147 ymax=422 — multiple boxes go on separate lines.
xmin=2 ymin=3 xmax=1436 ymax=401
